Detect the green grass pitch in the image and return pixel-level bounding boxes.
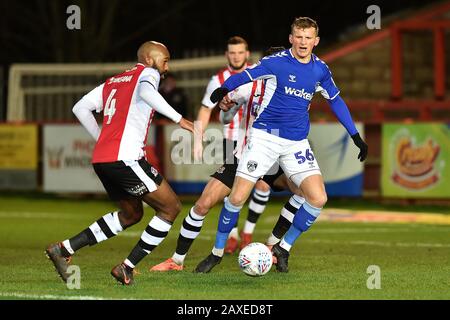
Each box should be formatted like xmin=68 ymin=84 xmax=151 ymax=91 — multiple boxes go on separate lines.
xmin=0 ymin=194 xmax=449 ymax=300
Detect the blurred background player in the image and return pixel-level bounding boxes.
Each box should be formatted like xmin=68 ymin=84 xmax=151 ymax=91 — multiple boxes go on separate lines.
xmin=195 ymin=17 xmax=368 ymax=273
xmin=45 ymin=41 xmax=194 ymax=285
xmin=194 ymin=36 xmax=272 ymax=253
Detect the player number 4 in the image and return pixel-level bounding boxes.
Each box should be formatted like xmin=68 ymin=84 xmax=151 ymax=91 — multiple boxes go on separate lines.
xmin=104 ymin=89 xmax=117 ymax=124
xmin=294 ymin=149 xmax=314 ymax=164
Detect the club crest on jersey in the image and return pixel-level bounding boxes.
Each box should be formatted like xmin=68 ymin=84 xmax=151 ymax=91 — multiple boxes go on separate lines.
xmin=216 ymin=166 xmax=225 ymax=174
xmin=151 ymin=167 xmax=159 ymax=177
xmin=289 ymin=75 xmax=296 ymax=83
xmin=247 ymin=160 xmax=258 ymax=172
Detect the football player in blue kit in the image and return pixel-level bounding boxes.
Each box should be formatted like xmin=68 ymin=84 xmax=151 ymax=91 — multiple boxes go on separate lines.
xmin=195 ymin=17 xmax=368 ymax=273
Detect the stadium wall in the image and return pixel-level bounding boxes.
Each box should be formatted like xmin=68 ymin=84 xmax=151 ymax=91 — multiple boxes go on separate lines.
xmin=2 ymin=122 xmax=449 ymax=200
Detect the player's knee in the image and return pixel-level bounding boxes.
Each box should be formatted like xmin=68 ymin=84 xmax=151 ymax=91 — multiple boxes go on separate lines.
xmin=306 ymin=192 xmax=327 ymax=209
xmin=228 ymin=193 xmax=247 ymax=207
xmin=194 ymin=198 xmax=212 ymax=216
xmin=169 ymin=198 xmax=182 ymax=216
xmin=255 ymin=181 xmax=270 ymax=193
xmin=155 ymin=198 xmax=181 ymax=223
xmin=119 ymin=209 xmax=143 ymax=228
xmin=132 ymin=211 xmax=144 ymax=224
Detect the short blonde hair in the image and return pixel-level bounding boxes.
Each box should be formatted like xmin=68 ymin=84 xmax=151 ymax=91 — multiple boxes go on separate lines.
xmin=291 ymin=17 xmax=319 ymax=36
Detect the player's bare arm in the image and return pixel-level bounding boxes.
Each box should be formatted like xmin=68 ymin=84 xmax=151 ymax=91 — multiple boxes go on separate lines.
xmin=178 ymin=117 xmax=194 ymax=133
xmin=194 ymin=106 xmax=212 ymax=160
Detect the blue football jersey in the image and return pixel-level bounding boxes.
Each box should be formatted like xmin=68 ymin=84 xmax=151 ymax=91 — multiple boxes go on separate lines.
xmin=222 ymin=49 xmax=340 ymax=141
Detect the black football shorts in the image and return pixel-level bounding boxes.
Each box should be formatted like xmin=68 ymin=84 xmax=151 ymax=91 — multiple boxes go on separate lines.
xmin=211 ymin=158 xmax=285 ymax=191
xmin=93 ymin=158 xmax=163 ymax=201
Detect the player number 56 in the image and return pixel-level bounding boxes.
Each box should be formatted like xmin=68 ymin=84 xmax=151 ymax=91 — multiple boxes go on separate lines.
xmin=104 ymin=89 xmax=117 ymax=124
xmin=294 ymin=148 xmax=314 ymax=164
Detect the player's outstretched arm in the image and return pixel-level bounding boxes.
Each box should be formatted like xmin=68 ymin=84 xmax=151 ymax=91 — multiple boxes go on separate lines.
xmin=219 ymin=98 xmax=240 ymax=124
xmin=210 ymin=87 xmax=230 ymax=104
xmin=138 ymin=81 xmax=182 ymax=123
xmin=178 ymin=117 xmax=195 ymax=134
xmin=196 ymin=106 xmax=212 ymax=132
xmin=211 ymin=59 xmax=273 ymax=103
xmin=193 ymin=106 xmax=212 ymax=161
xmin=350 ymin=132 xmax=368 ymax=162
xmin=328 ymin=95 xmax=368 ymax=161
xmin=210 ymin=71 xmax=254 ymax=103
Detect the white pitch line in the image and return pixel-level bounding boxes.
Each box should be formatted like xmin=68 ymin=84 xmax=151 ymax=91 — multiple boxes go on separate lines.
xmin=117 ymin=227 xmax=435 ymax=238
xmin=0 ymin=292 xmax=136 ymax=300
xmin=118 ymin=231 xmax=450 ymax=248
xmin=0 ymin=211 xmax=81 ymax=219
xmin=304 ymin=239 xmax=450 ymax=248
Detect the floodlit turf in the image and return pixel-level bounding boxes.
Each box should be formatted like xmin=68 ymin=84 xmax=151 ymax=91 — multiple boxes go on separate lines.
xmin=0 ymin=194 xmax=449 ymax=300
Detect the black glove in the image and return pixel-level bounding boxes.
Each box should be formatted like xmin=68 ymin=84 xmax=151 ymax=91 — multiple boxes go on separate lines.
xmin=210 ymin=87 xmax=229 ymax=104
xmin=351 ymin=133 xmax=368 ymax=162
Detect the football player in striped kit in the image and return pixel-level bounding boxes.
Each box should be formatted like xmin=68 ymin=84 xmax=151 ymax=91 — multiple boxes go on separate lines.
xmin=45 ymin=41 xmax=194 ymax=285
xmin=194 ymin=36 xmax=272 ymax=254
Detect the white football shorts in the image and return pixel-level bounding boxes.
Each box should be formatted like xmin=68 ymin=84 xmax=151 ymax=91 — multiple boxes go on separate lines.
xmin=236 ymin=128 xmax=321 ymax=186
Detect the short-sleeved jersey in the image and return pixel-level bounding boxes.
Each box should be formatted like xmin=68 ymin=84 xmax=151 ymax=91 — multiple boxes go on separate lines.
xmin=88 ymin=63 xmax=161 ymax=163
xmin=223 ymin=49 xmax=340 ymax=141
xmin=201 ymin=65 xmax=252 ymax=141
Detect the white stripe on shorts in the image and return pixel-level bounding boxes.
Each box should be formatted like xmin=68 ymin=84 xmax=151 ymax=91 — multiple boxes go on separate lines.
xmin=124 ymin=160 xmax=157 ymax=193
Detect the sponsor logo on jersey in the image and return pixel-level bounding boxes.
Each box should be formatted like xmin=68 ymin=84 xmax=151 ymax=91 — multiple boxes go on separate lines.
xmin=247 ymin=160 xmax=258 ymax=172
xmin=108 ymin=75 xmax=133 ymax=84
xmin=151 ymin=167 xmax=158 ymax=177
xmin=284 ymin=87 xmax=313 ymax=100
xmin=288 ymin=75 xmax=296 ymax=83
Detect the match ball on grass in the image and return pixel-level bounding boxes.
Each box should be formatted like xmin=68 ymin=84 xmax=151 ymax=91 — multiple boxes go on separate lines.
xmin=238 ymin=242 xmax=273 ymax=277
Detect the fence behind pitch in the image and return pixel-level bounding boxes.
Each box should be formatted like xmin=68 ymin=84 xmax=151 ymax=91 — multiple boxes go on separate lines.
xmin=7 ymin=54 xmax=261 ymax=122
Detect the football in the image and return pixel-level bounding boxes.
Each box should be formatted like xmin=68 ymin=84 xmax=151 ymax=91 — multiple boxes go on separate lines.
xmin=238 ymin=242 xmax=273 ymax=276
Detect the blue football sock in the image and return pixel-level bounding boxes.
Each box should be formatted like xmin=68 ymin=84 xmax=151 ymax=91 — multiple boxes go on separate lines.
xmin=281 ymin=201 xmax=322 ymax=249
xmin=214 ymin=197 xmax=242 ymax=249
xmin=283 ymin=224 xmax=302 ymax=247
